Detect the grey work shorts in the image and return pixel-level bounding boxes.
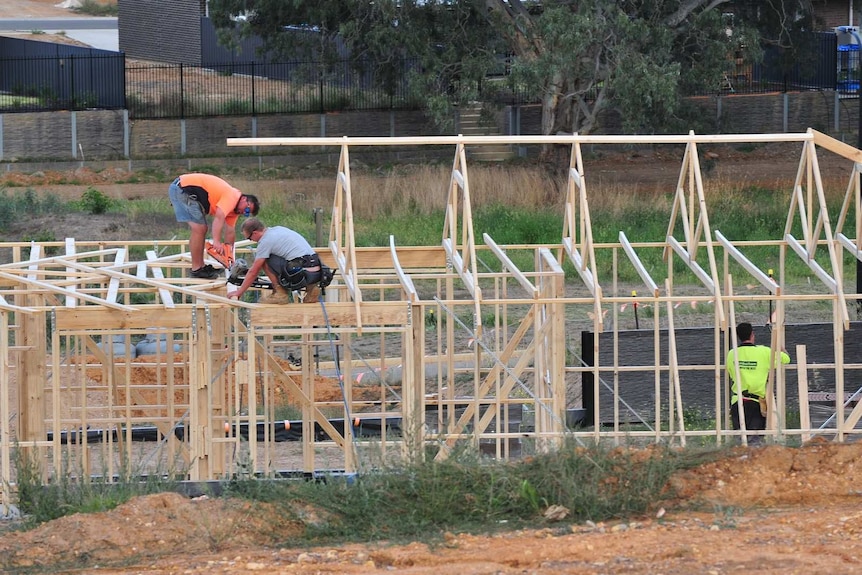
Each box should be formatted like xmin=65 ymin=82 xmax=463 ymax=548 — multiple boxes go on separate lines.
xmin=169 ymin=179 xmax=206 ymax=225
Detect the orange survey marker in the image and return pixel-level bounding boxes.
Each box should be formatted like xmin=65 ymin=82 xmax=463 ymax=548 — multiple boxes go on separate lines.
xmin=205 ymin=241 xmax=234 ymax=268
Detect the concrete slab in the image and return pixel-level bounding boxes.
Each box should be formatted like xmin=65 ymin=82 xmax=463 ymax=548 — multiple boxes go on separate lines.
xmin=60 ymin=28 xmax=117 ymax=51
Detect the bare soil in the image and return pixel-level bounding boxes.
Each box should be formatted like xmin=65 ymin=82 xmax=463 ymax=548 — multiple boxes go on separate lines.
xmin=0 ymin=160 xmax=862 ymax=575
xmin=0 ymin=0 xmax=89 ymax=18
xmin=0 ymin=442 xmax=860 ymax=574
xmin=0 ymin=149 xmax=860 ymax=574
xmin=2 ymin=7 xmax=860 ymax=567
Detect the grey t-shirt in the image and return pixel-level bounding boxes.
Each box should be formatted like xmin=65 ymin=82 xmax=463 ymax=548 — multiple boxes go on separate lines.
xmin=255 ymin=226 xmax=314 ymax=261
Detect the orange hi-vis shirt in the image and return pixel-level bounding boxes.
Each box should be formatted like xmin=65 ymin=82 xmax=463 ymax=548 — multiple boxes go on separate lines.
xmin=178 ymin=173 xmax=242 ymax=226
xmin=726 ymin=343 xmax=790 ymax=404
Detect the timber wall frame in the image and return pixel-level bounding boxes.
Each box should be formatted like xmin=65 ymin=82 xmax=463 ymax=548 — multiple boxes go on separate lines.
xmin=0 ymin=130 xmax=861 ymax=513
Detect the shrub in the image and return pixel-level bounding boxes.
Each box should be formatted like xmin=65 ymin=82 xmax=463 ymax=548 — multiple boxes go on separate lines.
xmin=72 ymin=0 xmax=118 ymax=17
xmin=80 ymin=187 xmax=113 ymax=214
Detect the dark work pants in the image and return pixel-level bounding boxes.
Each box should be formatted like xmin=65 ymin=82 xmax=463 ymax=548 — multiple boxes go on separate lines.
xmin=730 ymin=399 xmax=766 ymax=444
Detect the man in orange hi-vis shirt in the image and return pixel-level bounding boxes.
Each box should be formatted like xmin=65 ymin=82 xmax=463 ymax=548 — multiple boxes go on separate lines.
xmin=726 ymin=322 xmax=790 ymax=445
xmin=168 ymin=173 xmax=260 ymax=279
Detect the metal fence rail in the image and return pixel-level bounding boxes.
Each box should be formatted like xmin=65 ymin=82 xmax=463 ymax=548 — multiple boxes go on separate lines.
xmin=0 ymin=53 xmax=125 ymax=112
xmin=699 ymin=32 xmax=839 ymax=96
xmin=125 ymin=58 xmax=422 ymax=119
xmin=0 ymin=32 xmax=852 ymax=118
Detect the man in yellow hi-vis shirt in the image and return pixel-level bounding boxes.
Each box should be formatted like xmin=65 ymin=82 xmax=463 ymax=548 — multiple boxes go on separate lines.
xmin=726 ymin=322 xmax=791 ymax=444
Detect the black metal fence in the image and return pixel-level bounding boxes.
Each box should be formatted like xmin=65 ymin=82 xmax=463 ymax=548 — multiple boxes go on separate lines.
xmin=0 ymin=36 xmax=125 ymax=112
xmin=692 ymin=31 xmax=839 ymax=96
xmin=125 ymin=58 xmax=422 ymax=119
xmin=0 ymin=54 xmax=126 ymax=111
xmin=0 ymin=32 xmax=854 ymax=118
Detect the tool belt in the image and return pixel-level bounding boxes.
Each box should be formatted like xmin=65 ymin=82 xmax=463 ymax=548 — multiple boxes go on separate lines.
xmin=278 ymin=253 xmax=333 ymax=291
xmin=285 ymin=253 xmax=321 ymax=271
xmin=737 ymin=390 xmax=768 ymax=417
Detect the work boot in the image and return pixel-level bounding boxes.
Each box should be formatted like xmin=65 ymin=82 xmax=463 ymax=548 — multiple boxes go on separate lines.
xmin=303 ymin=284 xmax=319 ymax=304
xmin=189 ymin=264 xmax=220 ymax=279
xmin=263 ymin=286 xmax=291 ymax=304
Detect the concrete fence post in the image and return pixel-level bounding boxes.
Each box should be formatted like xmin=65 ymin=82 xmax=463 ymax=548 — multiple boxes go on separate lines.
xmin=123 ymin=109 xmax=130 ymax=159
xmin=251 ymin=116 xmax=257 ymax=154
xmin=834 ymin=91 xmax=840 ymax=133
xmin=71 ymin=111 xmax=78 ymax=159
xmin=716 ymin=96 xmax=722 ymax=132
xmin=320 ymin=114 xmax=326 ymax=150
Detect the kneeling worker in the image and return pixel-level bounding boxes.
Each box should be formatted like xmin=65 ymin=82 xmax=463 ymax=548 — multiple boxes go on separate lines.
xmin=227 ymin=217 xmax=322 ymax=304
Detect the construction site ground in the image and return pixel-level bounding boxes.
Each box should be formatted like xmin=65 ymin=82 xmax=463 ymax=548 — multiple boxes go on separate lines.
xmin=0 ymin=441 xmax=858 ymax=574
xmin=0 ymin=147 xmax=859 ymax=573
xmin=2 ymin=2 xmax=862 ymax=568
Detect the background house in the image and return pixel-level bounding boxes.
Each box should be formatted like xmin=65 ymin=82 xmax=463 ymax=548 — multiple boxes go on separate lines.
xmin=118 ymin=0 xmax=262 ymax=65
xmin=815 ymin=0 xmax=859 ymax=30
xmin=120 ymin=1 xmax=862 ymax=66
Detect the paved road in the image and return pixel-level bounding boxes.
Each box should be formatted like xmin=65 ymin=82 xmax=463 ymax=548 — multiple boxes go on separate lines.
xmin=0 ymin=17 xmax=118 ymax=50
xmin=0 ymin=17 xmax=116 ymax=31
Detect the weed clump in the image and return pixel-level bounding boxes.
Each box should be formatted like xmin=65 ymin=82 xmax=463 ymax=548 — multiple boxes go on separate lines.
xmin=223 ymin=442 xmax=724 ymax=545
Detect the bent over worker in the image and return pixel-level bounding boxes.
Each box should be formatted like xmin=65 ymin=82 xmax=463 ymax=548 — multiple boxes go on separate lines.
xmin=168 ymin=173 xmax=260 ymax=279
xmin=726 ymin=322 xmax=790 ymax=444
xmin=227 ymin=217 xmax=322 ymax=304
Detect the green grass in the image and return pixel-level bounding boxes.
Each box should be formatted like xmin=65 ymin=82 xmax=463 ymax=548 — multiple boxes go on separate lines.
xmin=0 ymin=188 xmax=66 ymax=231
xmin=2 ymin=161 xmax=856 ymax=286
xmin=0 ymin=94 xmax=40 ymax=108
xmin=14 ymin=445 xmax=179 ymax=527
xmin=119 ymin=196 xmax=174 ymax=220
xmin=12 ymin=434 xmax=729 ymax=542
xmin=221 ymin=441 xmax=727 ymax=544
xmin=114 ymin=167 xmax=171 ymax=184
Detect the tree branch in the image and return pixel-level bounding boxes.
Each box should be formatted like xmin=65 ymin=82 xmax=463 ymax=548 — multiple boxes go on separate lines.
xmin=665 ymin=0 xmax=731 ymax=28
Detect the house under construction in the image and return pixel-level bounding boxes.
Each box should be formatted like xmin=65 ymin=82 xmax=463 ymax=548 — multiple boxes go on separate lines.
xmin=0 ymin=129 xmax=860 ymax=514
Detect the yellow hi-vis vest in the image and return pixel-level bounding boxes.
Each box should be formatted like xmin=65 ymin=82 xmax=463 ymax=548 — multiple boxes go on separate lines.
xmin=726 ymin=343 xmax=791 ymax=404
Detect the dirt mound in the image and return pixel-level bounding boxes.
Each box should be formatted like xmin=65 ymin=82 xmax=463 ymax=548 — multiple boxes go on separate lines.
xmin=667 ymin=440 xmax=862 ymax=507
xmin=0 ymin=167 xmax=136 ymax=188
xmin=0 ymin=492 xmax=302 ymax=572
xmin=1 ymin=442 xmax=861 ymax=574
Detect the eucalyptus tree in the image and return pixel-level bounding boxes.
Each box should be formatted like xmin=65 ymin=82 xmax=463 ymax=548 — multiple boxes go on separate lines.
xmin=208 ymin=1 xmax=813 ymax=142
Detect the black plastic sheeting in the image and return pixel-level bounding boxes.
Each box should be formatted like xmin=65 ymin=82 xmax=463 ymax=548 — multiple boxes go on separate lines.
xmin=47 ymin=418 xmax=403 ymax=445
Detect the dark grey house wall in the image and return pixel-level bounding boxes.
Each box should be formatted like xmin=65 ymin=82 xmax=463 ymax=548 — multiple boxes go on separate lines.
xmin=119 ymin=1 xmax=345 ymax=66
xmin=583 ymin=323 xmax=862 ymax=426
xmin=200 ymin=18 xmax=264 ymax=65
xmin=118 ymin=0 xmax=266 ymax=65
xmin=118 ymin=0 xmax=203 ymax=65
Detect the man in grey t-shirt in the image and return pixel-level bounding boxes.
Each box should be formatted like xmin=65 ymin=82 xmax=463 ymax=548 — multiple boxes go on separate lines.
xmin=227 ymin=217 xmax=321 ymax=304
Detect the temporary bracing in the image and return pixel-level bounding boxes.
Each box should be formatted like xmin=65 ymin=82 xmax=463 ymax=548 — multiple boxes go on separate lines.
xmin=0 ymin=129 xmax=860 ymax=514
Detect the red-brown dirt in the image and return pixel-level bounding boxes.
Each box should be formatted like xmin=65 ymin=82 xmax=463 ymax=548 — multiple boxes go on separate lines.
xmin=1 ymin=144 xmax=860 ymax=574
xmin=3 ymin=4 xmax=861 ymax=568
xmin=0 ymin=442 xmax=860 ymax=574
xmin=68 ymin=353 xmax=362 ymax=417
